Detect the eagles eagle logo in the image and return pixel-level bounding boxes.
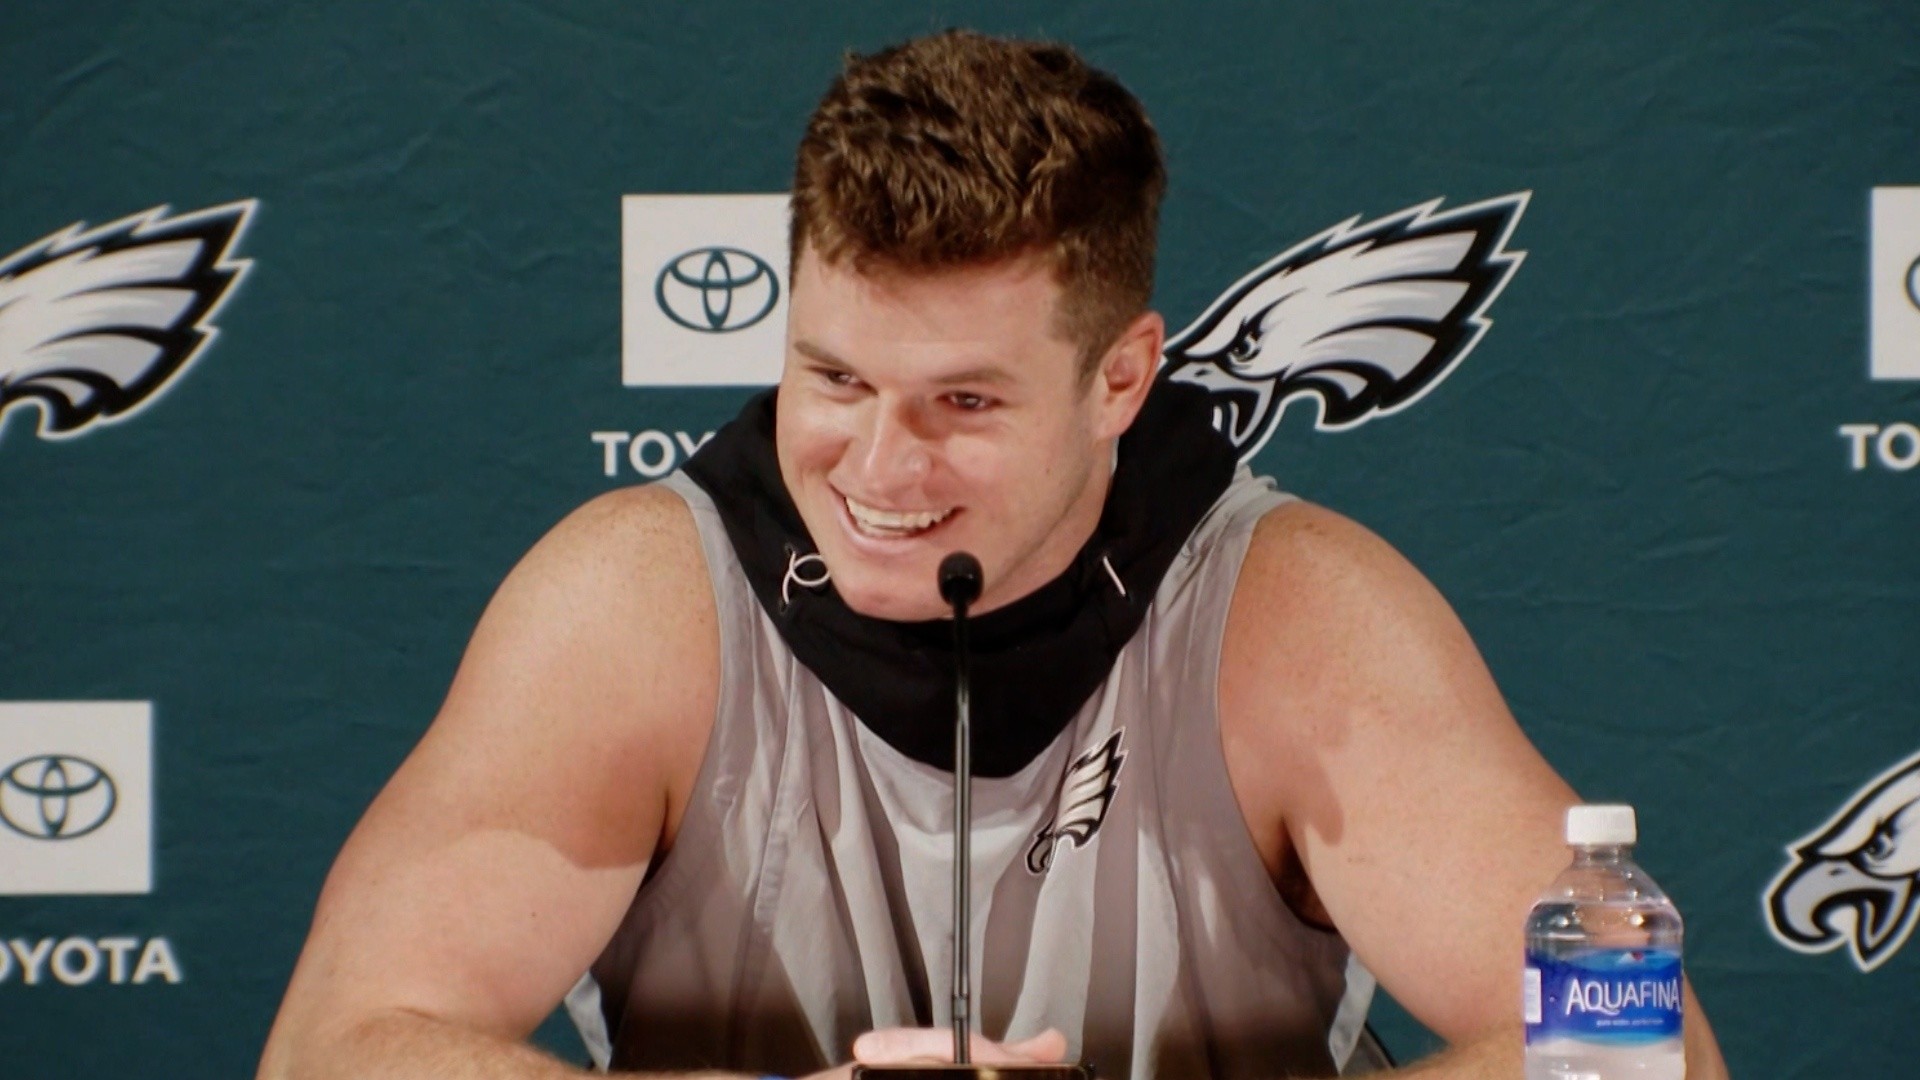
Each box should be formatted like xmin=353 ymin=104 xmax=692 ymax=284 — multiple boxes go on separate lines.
xmin=0 ymin=200 xmax=257 ymax=443
xmin=1160 ymin=193 xmax=1528 ymax=462
xmin=1027 ymin=729 xmax=1126 ymax=875
xmin=1766 ymin=748 xmax=1920 ymax=972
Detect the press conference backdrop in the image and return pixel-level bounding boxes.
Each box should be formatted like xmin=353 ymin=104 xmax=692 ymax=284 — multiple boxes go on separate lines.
xmin=2 ymin=1 xmax=1915 ymax=1075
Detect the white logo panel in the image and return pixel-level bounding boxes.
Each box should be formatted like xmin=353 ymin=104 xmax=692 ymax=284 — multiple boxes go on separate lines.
xmin=1870 ymin=187 xmax=1920 ymax=381
xmin=0 ymin=701 xmax=153 ymax=895
xmin=621 ymin=194 xmax=790 ymax=387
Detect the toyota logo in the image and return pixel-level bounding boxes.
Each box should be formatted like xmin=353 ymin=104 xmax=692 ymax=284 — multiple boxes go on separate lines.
xmin=655 ymin=247 xmax=781 ymax=333
xmin=0 ymin=754 xmax=118 ymax=840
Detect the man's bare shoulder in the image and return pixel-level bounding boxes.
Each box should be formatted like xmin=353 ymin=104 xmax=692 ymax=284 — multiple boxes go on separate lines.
xmin=1216 ymin=500 xmax=1476 ymax=878
xmin=1222 ymin=495 xmax=1548 ymax=786
xmin=504 ymin=481 xmax=709 ymax=609
xmin=1226 ymin=498 xmax=1468 ymax=686
xmin=454 ymin=478 xmax=718 ymax=792
xmin=381 ymin=476 xmax=720 ymax=847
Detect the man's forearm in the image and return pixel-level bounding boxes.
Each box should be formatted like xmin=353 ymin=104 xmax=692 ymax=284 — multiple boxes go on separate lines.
xmin=1378 ymin=981 xmax=1729 ymax=1080
xmin=258 ymin=1007 xmax=583 ymax=1080
xmin=1383 ymin=1022 xmax=1522 ymax=1079
xmin=260 ymin=1007 xmax=744 ymax=1080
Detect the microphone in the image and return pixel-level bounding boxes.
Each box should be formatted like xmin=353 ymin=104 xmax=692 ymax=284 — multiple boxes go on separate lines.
xmin=939 ymin=552 xmax=982 ymax=1063
xmin=849 ymin=557 xmax=1090 ymax=1078
xmin=939 ymin=552 xmax=984 ymax=611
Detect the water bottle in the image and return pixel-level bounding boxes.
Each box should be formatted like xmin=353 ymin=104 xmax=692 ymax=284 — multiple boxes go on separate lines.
xmin=1523 ymin=804 xmax=1684 ymax=1080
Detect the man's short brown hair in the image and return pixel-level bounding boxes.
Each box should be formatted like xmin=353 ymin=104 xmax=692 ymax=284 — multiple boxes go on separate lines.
xmin=790 ymin=30 xmax=1166 ymax=372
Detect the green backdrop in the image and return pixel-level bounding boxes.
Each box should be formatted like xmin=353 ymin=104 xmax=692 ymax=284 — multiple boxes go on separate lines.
xmin=3 ymin=2 xmax=1916 ymax=1076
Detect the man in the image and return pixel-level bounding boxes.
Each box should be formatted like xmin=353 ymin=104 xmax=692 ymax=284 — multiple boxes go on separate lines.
xmin=258 ymin=30 xmax=1728 ymax=1080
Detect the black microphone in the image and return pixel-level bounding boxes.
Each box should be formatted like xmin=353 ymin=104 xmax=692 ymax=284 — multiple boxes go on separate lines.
xmin=939 ymin=552 xmax=983 ymax=611
xmin=940 ymin=551 xmax=982 ymax=1063
xmin=850 ymin=556 xmax=1090 ymax=1078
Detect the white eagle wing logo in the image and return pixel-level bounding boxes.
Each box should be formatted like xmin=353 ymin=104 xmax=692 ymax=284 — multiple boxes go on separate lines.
xmin=1027 ymin=729 xmax=1126 ymax=875
xmin=1161 ymin=193 xmax=1528 ymax=461
xmin=1767 ymin=748 xmax=1920 ymax=972
xmin=0 ymin=201 xmax=257 ymax=443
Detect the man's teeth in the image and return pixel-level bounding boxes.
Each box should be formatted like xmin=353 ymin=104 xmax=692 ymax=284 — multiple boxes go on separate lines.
xmin=845 ymin=497 xmax=954 ymax=535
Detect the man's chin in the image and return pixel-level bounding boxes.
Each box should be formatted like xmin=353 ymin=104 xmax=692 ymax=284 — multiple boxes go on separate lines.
xmin=833 ymin=575 xmax=948 ymax=623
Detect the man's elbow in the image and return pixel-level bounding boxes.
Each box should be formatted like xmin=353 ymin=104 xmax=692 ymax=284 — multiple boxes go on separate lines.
xmin=255 ymin=1001 xmax=411 ymax=1080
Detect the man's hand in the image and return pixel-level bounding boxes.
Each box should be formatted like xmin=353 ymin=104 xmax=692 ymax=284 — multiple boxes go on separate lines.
xmin=797 ymin=1027 xmax=1070 ymax=1080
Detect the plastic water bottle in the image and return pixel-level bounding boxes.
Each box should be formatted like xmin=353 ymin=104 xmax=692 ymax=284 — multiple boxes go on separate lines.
xmin=1523 ymin=805 xmax=1684 ymax=1080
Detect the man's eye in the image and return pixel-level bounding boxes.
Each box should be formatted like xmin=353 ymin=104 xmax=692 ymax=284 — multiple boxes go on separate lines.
xmin=946 ymin=392 xmax=991 ymax=411
xmin=822 ymin=370 xmax=857 ymax=387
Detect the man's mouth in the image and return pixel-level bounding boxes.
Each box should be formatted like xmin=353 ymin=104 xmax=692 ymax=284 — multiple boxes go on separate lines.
xmin=842 ymin=494 xmax=957 ymax=540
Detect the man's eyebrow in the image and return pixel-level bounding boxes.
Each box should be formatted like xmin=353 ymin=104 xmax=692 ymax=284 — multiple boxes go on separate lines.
xmin=793 ymin=340 xmax=1015 ymax=386
xmin=931 ymin=366 xmax=1015 ymax=387
xmin=792 ymin=340 xmax=846 ymax=367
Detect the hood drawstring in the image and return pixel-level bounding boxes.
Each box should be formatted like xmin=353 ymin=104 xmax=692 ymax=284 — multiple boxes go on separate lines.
xmin=781 ymin=548 xmax=831 ymax=609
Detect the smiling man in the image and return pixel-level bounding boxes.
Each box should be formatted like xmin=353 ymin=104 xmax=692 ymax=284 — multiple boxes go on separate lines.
xmin=776 ymin=252 xmax=1120 ymax=623
xmin=259 ymin=30 xmax=1726 ymax=1080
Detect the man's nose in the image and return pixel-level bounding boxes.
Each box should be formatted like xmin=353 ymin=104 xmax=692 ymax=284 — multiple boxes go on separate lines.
xmin=855 ymin=399 xmax=934 ymax=493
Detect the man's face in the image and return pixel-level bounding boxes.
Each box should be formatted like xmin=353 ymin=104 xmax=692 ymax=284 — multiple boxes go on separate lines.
xmin=776 ymin=247 xmax=1145 ymax=622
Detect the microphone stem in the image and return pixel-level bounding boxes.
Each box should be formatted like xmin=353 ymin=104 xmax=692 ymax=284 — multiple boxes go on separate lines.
xmin=951 ymin=599 xmax=972 ymax=1065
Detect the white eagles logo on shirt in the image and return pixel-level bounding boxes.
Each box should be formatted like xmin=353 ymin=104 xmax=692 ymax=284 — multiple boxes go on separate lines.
xmin=1161 ymin=193 xmax=1528 ymax=463
xmin=0 ymin=200 xmax=258 ymax=443
xmin=1766 ymin=748 xmax=1920 ymax=972
xmin=1028 ymin=729 xmax=1127 ymax=874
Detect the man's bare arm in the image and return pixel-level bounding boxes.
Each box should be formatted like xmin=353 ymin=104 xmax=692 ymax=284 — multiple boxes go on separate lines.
xmin=257 ymin=485 xmax=718 ymax=1080
xmin=1383 ymin=979 xmax=1721 ymax=1079
xmin=1221 ymin=502 xmax=1728 ymax=1078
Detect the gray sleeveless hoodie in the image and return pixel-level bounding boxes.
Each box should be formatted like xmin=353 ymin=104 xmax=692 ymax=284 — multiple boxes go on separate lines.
xmin=568 ymin=469 xmax=1378 ymax=1078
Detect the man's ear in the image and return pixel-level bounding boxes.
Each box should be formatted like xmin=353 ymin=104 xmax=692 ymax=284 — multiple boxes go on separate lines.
xmin=1090 ymin=310 xmax=1164 ymax=440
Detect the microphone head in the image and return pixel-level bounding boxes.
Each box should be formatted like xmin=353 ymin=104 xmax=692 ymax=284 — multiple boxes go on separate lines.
xmin=938 ymin=551 xmax=984 ymax=609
